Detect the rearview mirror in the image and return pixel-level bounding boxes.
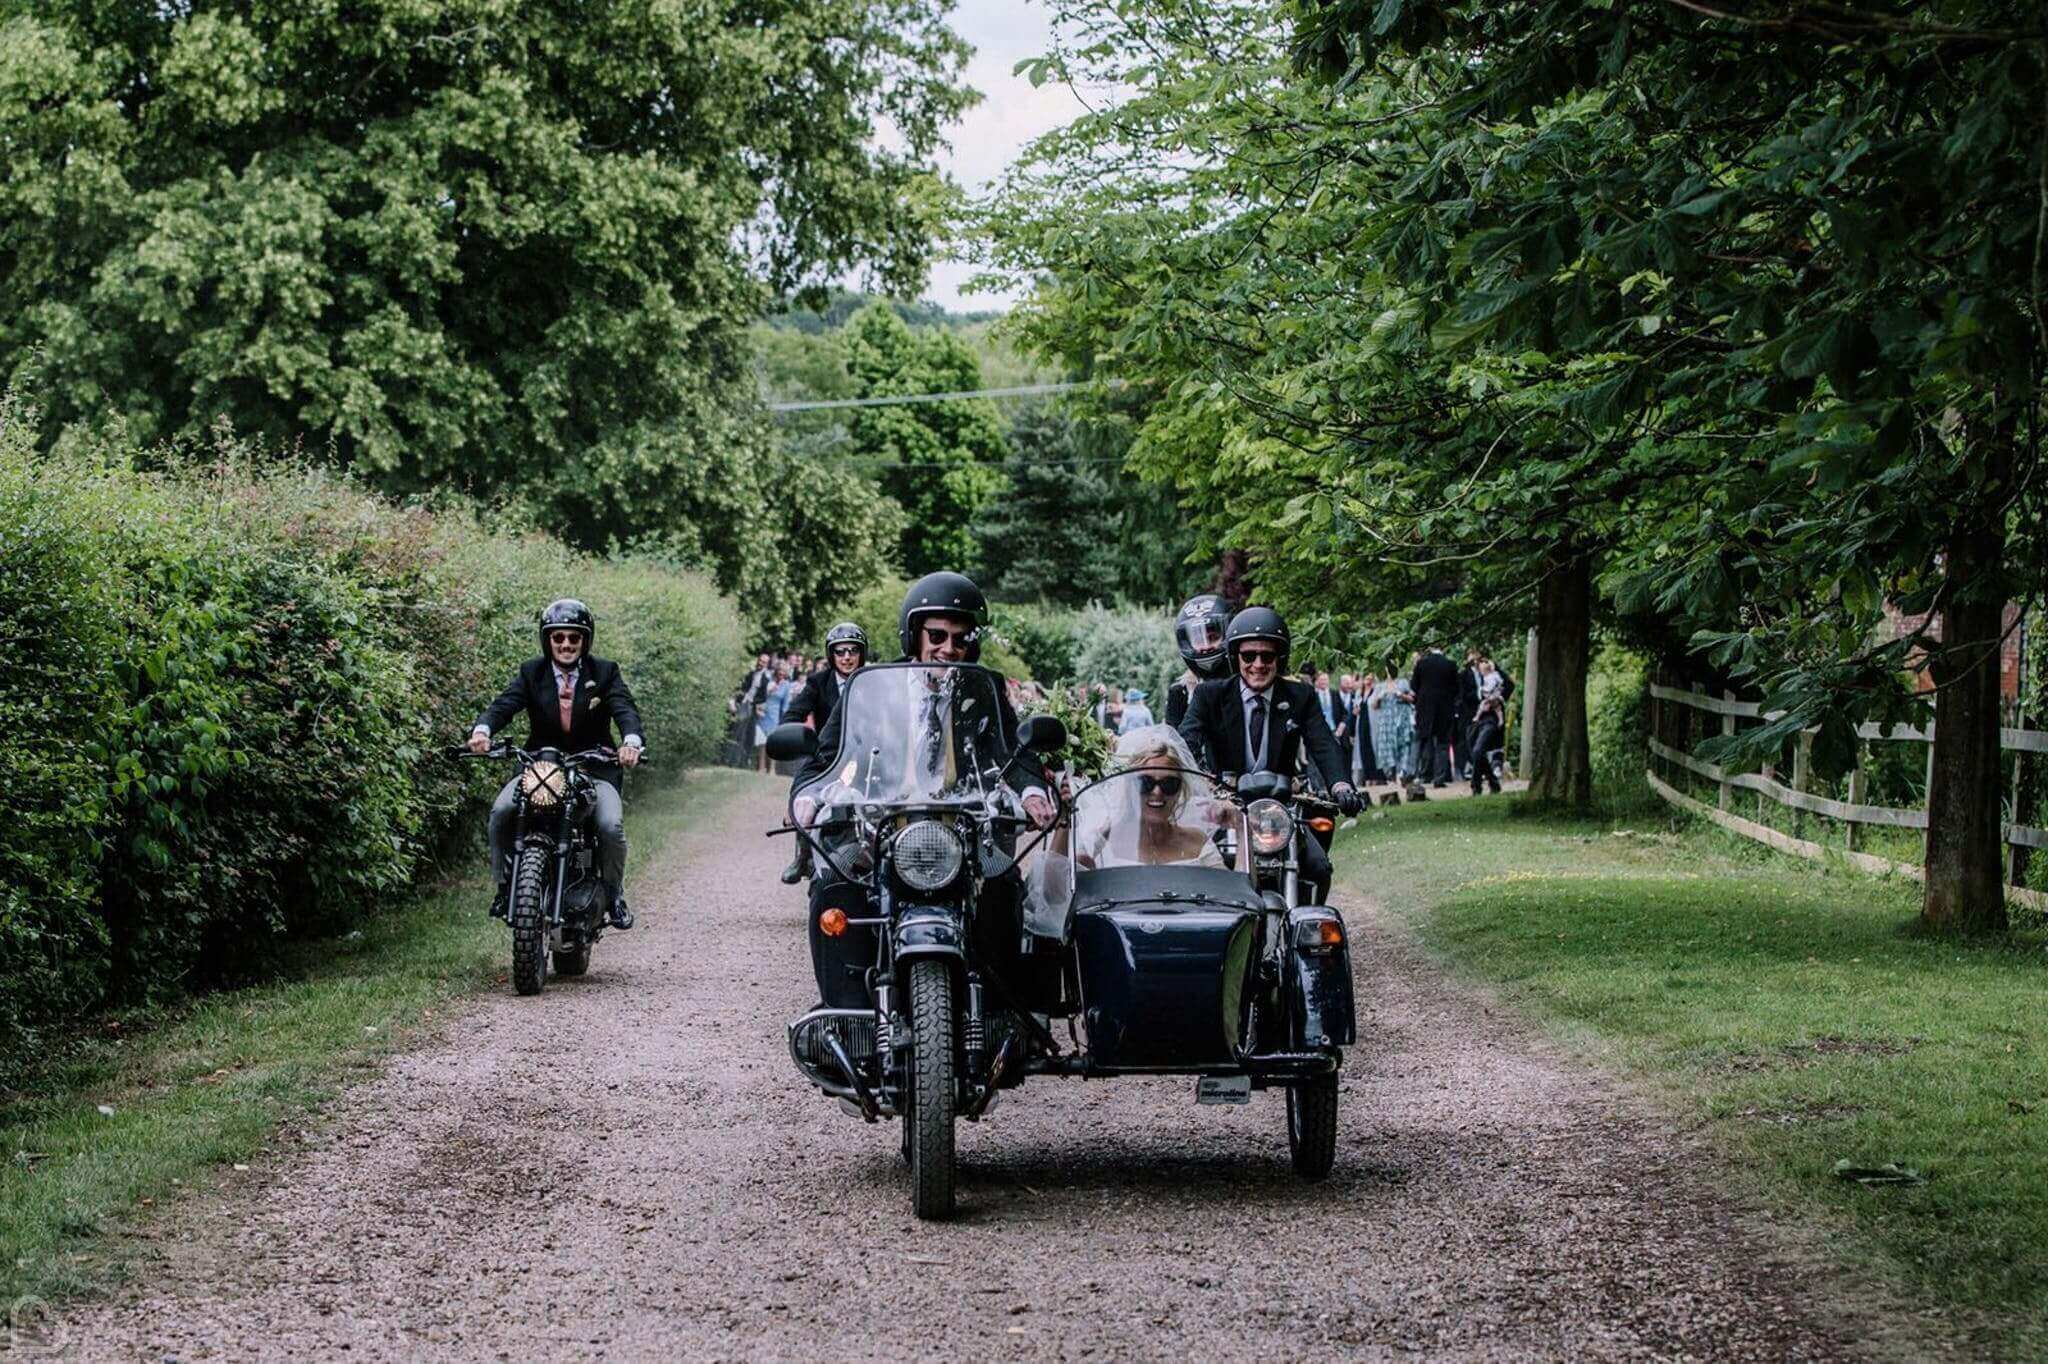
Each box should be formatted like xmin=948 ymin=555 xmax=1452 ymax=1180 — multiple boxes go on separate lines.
xmin=1016 ymin=714 xmax=1067 ymax=755
xmin=764 ymin=723 xmax=817 ymax=763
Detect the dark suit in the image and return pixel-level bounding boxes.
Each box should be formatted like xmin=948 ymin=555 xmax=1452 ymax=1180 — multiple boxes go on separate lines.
xmin=1165 ymin=678 xmax=1193 ymax=729
xmin=1178 ymin=676 xmax=1349 ymax=902
xmin=1453 ymin=665 xmax=1482 ymax=777
xmin=475 ymin=654 xmax=643 ymax=892
xmin=783 ymin=666 xmax=852 ymax=732
xmin=796 ymin=662 xmax=1051 ymax=1008
xmin=1410 ymin=651 xmax=1459 ymax=785
xmin=1178 ymin=676 xmax=1350 ymax=790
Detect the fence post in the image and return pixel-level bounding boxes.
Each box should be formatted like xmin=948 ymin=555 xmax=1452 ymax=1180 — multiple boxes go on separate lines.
xmin=1846 ymin=745 xmax=1866 ymax=853
xmin=1720 ymin=689 xmax=1736 ymax=812
xmin=1792 ymin=732 xmax=1812 ymax=839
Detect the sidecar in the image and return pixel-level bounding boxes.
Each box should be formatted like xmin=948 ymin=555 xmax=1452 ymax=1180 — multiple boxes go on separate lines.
xmin=1020 ymin=768 xmax=1357 ymax=1178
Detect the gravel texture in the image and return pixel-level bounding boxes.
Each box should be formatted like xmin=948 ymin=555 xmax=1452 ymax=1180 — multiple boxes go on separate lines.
xmin=48 ymin=776 xmax=1960 ymax=1361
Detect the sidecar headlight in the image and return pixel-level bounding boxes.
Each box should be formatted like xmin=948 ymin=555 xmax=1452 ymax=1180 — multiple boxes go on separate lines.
xmin=893 ymin=820 xmax=964 ymax=893
xmin=520 ymin=760 xmax=566 ymax=808
xmin=1246 ymin=798 xmax=1293 ymax=856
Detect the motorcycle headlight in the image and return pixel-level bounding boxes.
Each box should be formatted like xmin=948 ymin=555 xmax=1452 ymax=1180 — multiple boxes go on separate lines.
xmin=1246 ymin=798 xmax=1293 ymax=856
xmin=520 ymin=760 xmax=567 ymax=808
xmin=893 ymin=820 xmax=965 ymax=893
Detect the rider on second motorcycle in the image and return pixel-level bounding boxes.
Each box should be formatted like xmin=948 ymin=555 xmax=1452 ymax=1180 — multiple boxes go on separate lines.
xmin=469 ymin=599 xmax=644 ymax=928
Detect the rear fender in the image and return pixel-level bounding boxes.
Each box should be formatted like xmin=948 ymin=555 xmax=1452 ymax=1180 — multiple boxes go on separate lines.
xmin=1288 ymin=907 xmax=1356 ymax=1048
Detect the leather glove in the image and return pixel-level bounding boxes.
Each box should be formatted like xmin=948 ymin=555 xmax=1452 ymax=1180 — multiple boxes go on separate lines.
xmin=1333 ymin=784 xmax=1364 ymax=818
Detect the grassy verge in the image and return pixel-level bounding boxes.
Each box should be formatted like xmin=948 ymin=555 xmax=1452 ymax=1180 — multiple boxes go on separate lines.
xmin=1336 ymin=794 xmax=2048 ymax=1351
xmin=0 ymin=767 xmax=757 ymax=1311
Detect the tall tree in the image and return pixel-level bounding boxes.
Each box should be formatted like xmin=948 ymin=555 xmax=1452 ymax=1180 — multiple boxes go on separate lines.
xmin=0 ymin=0 xmax=971 ymax=611
xmin=841 ymin=302 xmax=1008 ymax=576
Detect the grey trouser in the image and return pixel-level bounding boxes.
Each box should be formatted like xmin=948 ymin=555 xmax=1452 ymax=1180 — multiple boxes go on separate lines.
xmin=489 ymin=775 xmax=626 ymax=891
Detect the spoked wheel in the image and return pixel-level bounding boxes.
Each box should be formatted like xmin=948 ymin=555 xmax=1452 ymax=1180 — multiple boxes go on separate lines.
xmin=1286 ymin=1069 xmax=1339 ymax=1180
xmin=510 ymin=845 xmax=552 ymax=996
xmin=907 ymin=959 xmax=958 ymax=1219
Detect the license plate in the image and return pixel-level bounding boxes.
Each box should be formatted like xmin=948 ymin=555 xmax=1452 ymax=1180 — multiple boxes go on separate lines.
xmin=1195 ymin=1075 xmax=1251 ymax=1105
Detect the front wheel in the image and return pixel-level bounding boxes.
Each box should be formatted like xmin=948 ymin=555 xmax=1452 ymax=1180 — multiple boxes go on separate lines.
xmin=1286 ymin=1070 xmax=1339 ymax=1180
xmin=907 ymin=960 xmax=958 ymax=1219
xmin=510 ymin=844 xmax=552 ymax=996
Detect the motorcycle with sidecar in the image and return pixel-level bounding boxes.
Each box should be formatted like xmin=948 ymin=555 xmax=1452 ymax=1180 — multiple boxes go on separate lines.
xmin=766 ymin=662 xmax=1357 ymax=1220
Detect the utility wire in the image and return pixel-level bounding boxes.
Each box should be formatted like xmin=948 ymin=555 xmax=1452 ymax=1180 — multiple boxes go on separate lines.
xmin=764 ymin=379 xmax=1117 ymax=413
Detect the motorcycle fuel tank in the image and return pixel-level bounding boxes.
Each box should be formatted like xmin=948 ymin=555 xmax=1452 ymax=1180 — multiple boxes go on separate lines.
xmin=1069 ymin=866 xmax=1260 ymax=1068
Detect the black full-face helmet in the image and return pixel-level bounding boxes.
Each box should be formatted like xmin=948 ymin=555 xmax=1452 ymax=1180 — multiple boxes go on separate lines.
xmin=899 ymin=571 xmax=989 ymax=662
xmin=538 ymin=598 xmax=595 ymax=655
xmin=1174 ymin=593 xmax=1232 ymax=680
xmin=824 ymin=620 xmax=868 ymax=665
xmin=1224 ymin=605 xmax=1290 ymax=672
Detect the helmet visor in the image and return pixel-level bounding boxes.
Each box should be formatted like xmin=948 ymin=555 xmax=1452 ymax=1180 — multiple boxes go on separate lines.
xmin=1177 ymin=616 xmax=1226 ymax=658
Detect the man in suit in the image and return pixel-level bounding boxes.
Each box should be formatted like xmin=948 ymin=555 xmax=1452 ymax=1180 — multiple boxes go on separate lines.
xmin=791 ymin=573 xmax=1054 ymax=1008
xmin=783 ymin=620 xmax=867 ymax=734
xmin=1409 ymin=644 xmax=1460 ymax=795
xmin=1178 ymin=607 xmax=1362 ymax=902
xmin=469 ymin=599 xmax=644 ymax=927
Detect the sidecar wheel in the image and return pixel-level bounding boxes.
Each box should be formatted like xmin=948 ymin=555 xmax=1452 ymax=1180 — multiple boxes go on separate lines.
xmin=907 ymin=960 xmax=958 ymax=1219
xmin=510 ymin=845 xmax=552 ymax=996
xmin=554 ymin=944 xmax=590 ymax=977
xmin=1286 ymin=1072 xmax=1338 ymax=1180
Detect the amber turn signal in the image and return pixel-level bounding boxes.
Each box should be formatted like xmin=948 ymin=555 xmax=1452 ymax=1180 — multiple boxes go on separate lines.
xmin=818 ymin=907 xmax=848 ymax=938
xmin=1308 ymin=817 xmax=1335 ymax=834
xmin=1293 ymin=915 xmax=1345 ymax=953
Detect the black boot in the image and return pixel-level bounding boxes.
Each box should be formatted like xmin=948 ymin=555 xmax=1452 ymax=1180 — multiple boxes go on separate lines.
xmin=489 ymin=883 xmax=510 ymax=919
xmin=608 ymin=892 xmax=635 ymax=931
xmin=780 ymin=858 xmax=804 ymax=885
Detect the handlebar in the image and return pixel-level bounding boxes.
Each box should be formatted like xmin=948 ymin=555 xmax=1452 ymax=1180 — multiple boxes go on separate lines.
xmin=453 ymin=745 xmax=651 ymax=769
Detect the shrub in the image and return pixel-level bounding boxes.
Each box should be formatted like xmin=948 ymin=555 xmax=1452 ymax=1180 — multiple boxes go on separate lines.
xmin=1586 ymin=642 xmax=1652 ymax=812
xmin=1067 ymin=603 xmax=1182 ymax=704
xmin=0 ymin=397 xmax=744 ymax=1042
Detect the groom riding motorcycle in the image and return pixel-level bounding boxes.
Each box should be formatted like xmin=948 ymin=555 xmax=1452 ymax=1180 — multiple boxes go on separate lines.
xmin=1177 ymin=606 xmax=1362 ymax=903
xmin=790 ymin=572 xmax=1056 ymax=1009
xmin=469 ymin=598 xmax=644 ymax=928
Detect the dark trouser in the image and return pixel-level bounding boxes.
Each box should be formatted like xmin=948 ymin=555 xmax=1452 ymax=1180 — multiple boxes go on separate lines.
xmin=489 ymin=776 xmax=626 ymax=892
xmin=1414 ymin=716 xmax=1453 ymax=786
xmin=1467 ymin=718 xmax=1504 ymax=792
xmin=1298 ymin=831 xmax=1334 ymax=905
xmin=806 ymin=869 xmax=1061 ymax=1013
xmin=1452 ymin=707 xmax=1472 ymax=777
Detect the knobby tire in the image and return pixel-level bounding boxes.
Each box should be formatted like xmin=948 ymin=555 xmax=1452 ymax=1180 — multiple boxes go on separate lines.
xmin=908 ymin=960 xmax=957 ymax=1220
xmin=1287 ymin=1070 xmax=1338 ymax=1180
xmin=511 ymin=844 xmax=552 ymax=996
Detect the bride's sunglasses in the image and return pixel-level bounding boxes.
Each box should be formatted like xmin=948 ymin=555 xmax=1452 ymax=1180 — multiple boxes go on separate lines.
xmin=1138 ymin=774 xmax=1184 ymax=797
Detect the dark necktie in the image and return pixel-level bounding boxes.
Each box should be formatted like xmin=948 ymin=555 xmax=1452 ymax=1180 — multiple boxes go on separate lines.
xmin=1248 ymin=694 xmax=1267 ymax=770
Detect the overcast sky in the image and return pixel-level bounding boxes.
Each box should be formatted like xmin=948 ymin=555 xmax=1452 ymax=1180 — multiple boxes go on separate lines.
xmin=920 ymin=0 xmax=1092 ymax=313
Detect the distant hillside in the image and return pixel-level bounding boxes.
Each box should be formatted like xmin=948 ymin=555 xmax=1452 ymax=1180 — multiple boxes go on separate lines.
xmin=764 ymin=289 xmax=1007 ymax=335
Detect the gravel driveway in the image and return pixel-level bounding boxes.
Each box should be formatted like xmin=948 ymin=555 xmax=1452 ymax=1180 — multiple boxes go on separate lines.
xmin=49 ymin=776 xmax=1951 ymax=1361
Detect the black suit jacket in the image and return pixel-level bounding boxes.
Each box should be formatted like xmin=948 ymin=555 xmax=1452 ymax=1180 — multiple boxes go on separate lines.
xmin=1410 ymin=651 xmax=1459 ymax=736
xmin=793 ymin=662 xmax=1048 ymax=799
xmin=1178 ymin=677 xmax=1350 ymax=791
xmin=476 ymin=655 xmax=644 ymax=787
xmin=783 ymin=666 xmax=851 ymax=732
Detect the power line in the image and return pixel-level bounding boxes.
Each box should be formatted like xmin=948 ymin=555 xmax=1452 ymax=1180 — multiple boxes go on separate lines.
xmin=765 ymin=379 xmax=1115 ymax=413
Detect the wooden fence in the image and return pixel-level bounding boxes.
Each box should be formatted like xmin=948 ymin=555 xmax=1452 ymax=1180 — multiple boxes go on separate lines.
xmin=1645 ymin=684 xmax=2048 ymax=914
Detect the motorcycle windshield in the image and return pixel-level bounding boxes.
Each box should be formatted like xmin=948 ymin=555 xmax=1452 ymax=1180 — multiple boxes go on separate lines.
xmin=795 ymin=663 xmax=1014 ymax=812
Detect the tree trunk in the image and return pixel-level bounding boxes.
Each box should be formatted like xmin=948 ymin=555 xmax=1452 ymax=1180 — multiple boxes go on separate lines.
xmin=1525 ymin=551 xmax=1593 ymax=808
xmin=1920 ymin=508 xmax=2010 ymax=934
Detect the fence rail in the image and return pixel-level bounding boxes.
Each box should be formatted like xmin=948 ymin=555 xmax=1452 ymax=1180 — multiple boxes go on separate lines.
xmin=1645 ymin=684 xmax=2048 ymax=912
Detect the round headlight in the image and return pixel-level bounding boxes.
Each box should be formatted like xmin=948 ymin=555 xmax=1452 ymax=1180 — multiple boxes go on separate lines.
xmin=1246 ymin=798 xmax=1294 ymax=856
xmin=893 ymin=820 xmax=965 ymax=893
xmin=520 ymin=760 xmax=566 ymax=808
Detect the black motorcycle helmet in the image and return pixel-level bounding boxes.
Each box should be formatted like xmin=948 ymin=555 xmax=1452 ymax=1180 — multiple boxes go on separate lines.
xmin=899 ymin=571 xmax=988 ymax=661
xmin=538 ymin=598 xmax=595 ymax=655
xmin=1174 ymin=593 xmax=1232 ymax=680
xmin=824 ymin=619 xmax=868 ymax=663
xmin=1224 ymin=605 xmax=1290 ymax=672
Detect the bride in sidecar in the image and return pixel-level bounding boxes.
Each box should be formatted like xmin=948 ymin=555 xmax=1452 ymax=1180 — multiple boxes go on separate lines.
xmin=1039 ymin=725 xmax=1231 ymax=875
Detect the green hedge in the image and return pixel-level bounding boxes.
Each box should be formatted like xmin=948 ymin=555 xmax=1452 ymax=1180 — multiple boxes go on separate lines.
xmin=0 ymin=396 xmax=743 ymax=1041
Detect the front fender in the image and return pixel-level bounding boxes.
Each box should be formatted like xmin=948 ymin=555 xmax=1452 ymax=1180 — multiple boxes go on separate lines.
xmin=1288 ymin=907 xmax=1356 ymax=1049
xmin=894 ymin=905 xmax=967 ymax=971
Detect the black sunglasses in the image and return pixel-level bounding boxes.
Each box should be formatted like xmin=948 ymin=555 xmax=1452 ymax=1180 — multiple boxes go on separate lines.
xmin=830 ymin=644 xmax=863 ymax=657
xmin=922 ymin=624 xmax=976 ymax=647
xmin=547 ymin=630 xmax=585 ymax=646
xmin=1138 ymin=774 xmax=1184 ymax=797
xmin=1238 ymin=648 xmax=1280 ymax=664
